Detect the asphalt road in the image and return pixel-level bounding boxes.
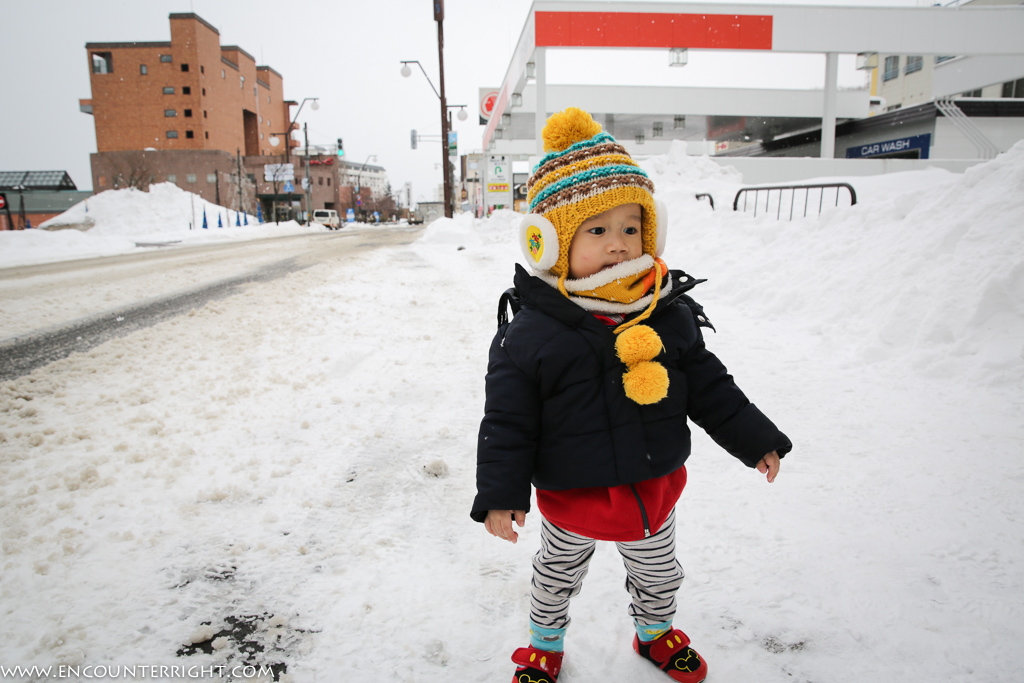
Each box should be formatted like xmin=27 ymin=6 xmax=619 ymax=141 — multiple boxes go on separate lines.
xmin=0 ymin=227 xmax=422 ymax=380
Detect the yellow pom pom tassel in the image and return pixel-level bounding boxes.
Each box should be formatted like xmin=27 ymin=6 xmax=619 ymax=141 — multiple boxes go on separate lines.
xmin=622 ymin=361 xmax=670 ymax=405
xmin=542 ymin=107 xmax=603 ymax=153
xmin=615 ymin=325 xmax=664 ymax=366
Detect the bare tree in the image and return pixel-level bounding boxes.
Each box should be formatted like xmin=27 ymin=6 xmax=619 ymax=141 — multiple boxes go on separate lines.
xmin=108 ymin=152 xmax=155 ymax=191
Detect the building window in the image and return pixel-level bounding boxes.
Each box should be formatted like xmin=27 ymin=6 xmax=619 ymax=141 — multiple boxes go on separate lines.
xmin=99 ymin=176 xmax=106 ymax=187
xmin=186 ymin=174 xmax=197 ymax=183
xmin=673 ymin=116 xmax=686 ymax=129
xmin=652 ymin=122 xmax=664 ymax=137
xmin=205 ymin=131 xmax=209 ymax=139
xmin=240 ymin=76 xmax=245 ymax=88
xmin=260 ymin=133 xmax=264 ymax=140
xmin=883 ymin=56 xmax=900 ymax=82
xmin=186 ymin=130 xmax=194 ymax=139
xmin=327 ymin=177 xmax=331 ymax=186
xmin=160 ymin=54 xmax=173 ymax=63
xmin=203 ymin=111 xmax=207 ymax=118
xmin=221 ymin=70 xmax=226 ymax=79
xmin=318 ymin=177 xmax=324 ymax=186
xmin=165 ymin=109 xmax=177 ymax=117
xmin=140 ymin=64 xmax=148 ymax=75
xmin=202 ymin=88 xmax=206 ymax=96
xmin=1003 ymin=78 xmax=1024 ymax=98
xmin=268 ymin=96 xmax=271 ymax=104
xmin=181 ymin=63 xmax=189 ymax=72
xmin=962 ymin=89 xmax=983 ymax=98
xmin=91 ymin=52 xmax=113 ymax=74
xmin=166 ymin=131 xmax=178 ymax=139
xmin=935 ymin=55 xmax=956 ymax=65
xmin=200 ymin=65 xmax=205 ymax=74
xmin=207 ymin=173 xmax=217 ymax=183
xmin=184 ymin=109 xmax=192 ymax=117
xmin=163 ymin=87 xmax=174 ymax=95
xmin=183 ymin=86 xmax=191 ymax=95
xmin=905 ymin=56 xmax=923 ymax=75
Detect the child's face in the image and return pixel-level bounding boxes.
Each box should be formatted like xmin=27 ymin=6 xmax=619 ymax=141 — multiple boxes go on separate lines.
xmin=567 ymin=203 xmax=644 ymax=279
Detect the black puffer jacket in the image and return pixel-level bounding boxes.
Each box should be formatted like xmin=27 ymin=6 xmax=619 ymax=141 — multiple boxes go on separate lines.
xmin=471 ymin=264 xmax=792 ymax=523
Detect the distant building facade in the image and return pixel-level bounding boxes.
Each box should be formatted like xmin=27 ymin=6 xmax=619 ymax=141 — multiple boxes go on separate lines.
xmin=0 ymin=171 xmax=91 ymax=231
xmin=81 ymin=13 xmax=393 ymax=222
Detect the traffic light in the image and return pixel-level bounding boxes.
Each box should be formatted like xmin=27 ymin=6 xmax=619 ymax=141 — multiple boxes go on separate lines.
xmin=337 ymin=138 xmax=344 ymax=157
xmin=411 ymin=129 xmax=417 ymax=150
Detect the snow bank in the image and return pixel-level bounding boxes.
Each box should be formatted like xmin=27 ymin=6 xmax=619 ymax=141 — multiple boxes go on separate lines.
xmin=645 ymin=142 xmax=1024 ymax=387
xmin=0 ymin=184 xmax=327 ymax=268
xmin=40 ymin=183 xmax=257 ymax=236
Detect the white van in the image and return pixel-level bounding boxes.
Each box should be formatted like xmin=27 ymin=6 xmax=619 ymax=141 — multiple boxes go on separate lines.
xmin=312 ymin=209 xmax=340 ymax=229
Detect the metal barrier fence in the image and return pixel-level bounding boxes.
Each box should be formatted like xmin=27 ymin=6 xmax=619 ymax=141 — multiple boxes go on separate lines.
xmin=695 ymin=193 xmax=715 ymax=209
xmin=732 ymin=182 xmax=857 ymax=220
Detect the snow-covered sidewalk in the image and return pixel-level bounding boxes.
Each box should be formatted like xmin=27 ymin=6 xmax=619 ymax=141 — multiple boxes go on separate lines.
xmin=1 ymin=144 xmax=1022 ymax=681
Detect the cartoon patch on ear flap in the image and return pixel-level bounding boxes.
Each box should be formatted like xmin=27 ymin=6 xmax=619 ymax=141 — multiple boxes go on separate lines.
xmin=654 ymin=200 xmax=669 ymax=258
xmin=519 ymin=213 xmax=559 ymax=272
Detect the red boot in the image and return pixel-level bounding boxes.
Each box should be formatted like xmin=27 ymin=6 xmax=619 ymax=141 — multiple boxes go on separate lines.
xmin=633 ymin=629 xmax=707 ymax=683
xmin=510 ymin=646 xmax=563 ymax=683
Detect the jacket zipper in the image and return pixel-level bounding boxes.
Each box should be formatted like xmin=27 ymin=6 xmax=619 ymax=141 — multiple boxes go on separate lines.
xmin=629 ymin=484 xmax=652 ymax=538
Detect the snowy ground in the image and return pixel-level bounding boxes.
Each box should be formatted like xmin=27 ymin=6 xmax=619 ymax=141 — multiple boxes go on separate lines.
xmin=1 ymin=143 xmax=1022 ymax=682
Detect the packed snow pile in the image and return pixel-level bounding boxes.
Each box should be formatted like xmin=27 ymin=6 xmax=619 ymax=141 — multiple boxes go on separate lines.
xmin=40 ymin=183 xmax=257 ymax=236
xmin=2 ymin=184 xmax=329 ymax=268
xmin=637 ymin=142 xmax=1024 ymax=386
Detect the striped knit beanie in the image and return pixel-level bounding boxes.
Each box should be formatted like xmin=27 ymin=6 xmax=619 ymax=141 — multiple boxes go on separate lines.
xmin=521 ymin=107 xmax=660 ymax=280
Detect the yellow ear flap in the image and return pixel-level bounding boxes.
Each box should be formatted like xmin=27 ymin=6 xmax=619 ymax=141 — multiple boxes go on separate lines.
xmin=654 ymin=200 xmax=668 ymax=258
xmin=519 ymin=213 xmax=559 ymax=271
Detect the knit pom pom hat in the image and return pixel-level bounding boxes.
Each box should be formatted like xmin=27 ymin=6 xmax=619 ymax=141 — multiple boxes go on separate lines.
xmin=519 ymin=107 xmax=667 ymax=281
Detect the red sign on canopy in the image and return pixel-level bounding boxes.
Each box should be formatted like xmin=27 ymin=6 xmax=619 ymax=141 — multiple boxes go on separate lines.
xmin=534 ymin=11 xmax=773 ymax=50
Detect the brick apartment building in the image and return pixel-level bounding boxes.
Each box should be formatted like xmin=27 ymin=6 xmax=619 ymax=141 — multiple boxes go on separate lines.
xmin=81 ymin=13 xmax=393 ymax=222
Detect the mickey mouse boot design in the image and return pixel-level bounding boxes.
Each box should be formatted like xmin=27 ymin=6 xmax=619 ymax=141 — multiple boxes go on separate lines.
xmin=633 ymin=629 xmax=707 ymax=683
xmin=510 ymin=646 xmax=562 ymax=683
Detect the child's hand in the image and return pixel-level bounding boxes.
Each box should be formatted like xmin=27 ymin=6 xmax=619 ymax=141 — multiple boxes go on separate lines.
xmin=485 ymin=509 xmax=526 ymax=544
xmin=756 ymin=451 xmax=781 ymax=483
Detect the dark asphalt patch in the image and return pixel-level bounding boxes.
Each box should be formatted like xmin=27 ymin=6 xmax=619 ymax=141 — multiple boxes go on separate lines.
xmin=0 ymin=257 xmax=307 ymax=381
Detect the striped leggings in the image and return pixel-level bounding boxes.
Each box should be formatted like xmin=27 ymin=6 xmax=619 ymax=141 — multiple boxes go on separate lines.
xmin=530 ymin=510 xmax=684 ymax=631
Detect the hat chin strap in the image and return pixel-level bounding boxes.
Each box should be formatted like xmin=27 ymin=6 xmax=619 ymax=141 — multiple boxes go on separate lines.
xmin=613 ymin=264 xmax=663 ymax=335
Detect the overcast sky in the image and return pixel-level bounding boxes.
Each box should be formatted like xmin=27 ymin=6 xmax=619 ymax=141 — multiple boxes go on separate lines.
xmin=2 ymin=0 xmax=929 ymax=204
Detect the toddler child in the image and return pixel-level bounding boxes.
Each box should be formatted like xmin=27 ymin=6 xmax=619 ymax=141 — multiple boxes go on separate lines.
xmin=471 ymin=108 xmax=792 ymax=683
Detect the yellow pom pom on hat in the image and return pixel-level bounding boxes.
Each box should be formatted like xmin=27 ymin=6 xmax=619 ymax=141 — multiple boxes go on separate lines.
xmin=518 ymin=107 xmax=658 ymax=281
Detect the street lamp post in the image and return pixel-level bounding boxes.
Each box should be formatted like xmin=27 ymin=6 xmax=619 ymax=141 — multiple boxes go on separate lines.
xmin=270 ymin=97 xmax=318 ymax=223
xmin=400 ymin=4 xmax=468 ymax=219
xmin=271 ymin=97 xmax=319 ymax=166
xmin=401 ymin=60 xmax=468 ymax=219
xmin=354 ymin=154 xmax=377 ymax=220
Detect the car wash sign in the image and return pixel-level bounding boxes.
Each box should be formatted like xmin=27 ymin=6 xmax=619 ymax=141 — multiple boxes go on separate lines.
xmin=846 ymin=133 xmax=931 ymax=160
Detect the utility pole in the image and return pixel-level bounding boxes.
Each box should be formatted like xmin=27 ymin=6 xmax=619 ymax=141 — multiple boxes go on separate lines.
xmin=304 ymin=122 xmax=311 ymax=224
xmin=236 ymin=149 xmax=243 ymax=215
xmin=435 ymin=0 xmax=452 ymax=218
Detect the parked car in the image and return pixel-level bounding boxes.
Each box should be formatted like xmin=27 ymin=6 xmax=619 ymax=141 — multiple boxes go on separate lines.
xmin=312 ymin=209 xmax=340 ymax=229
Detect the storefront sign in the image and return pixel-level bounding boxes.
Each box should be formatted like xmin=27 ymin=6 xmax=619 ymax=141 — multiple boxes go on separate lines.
xmin=846 ymin=133 xmax=931 ymax=159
